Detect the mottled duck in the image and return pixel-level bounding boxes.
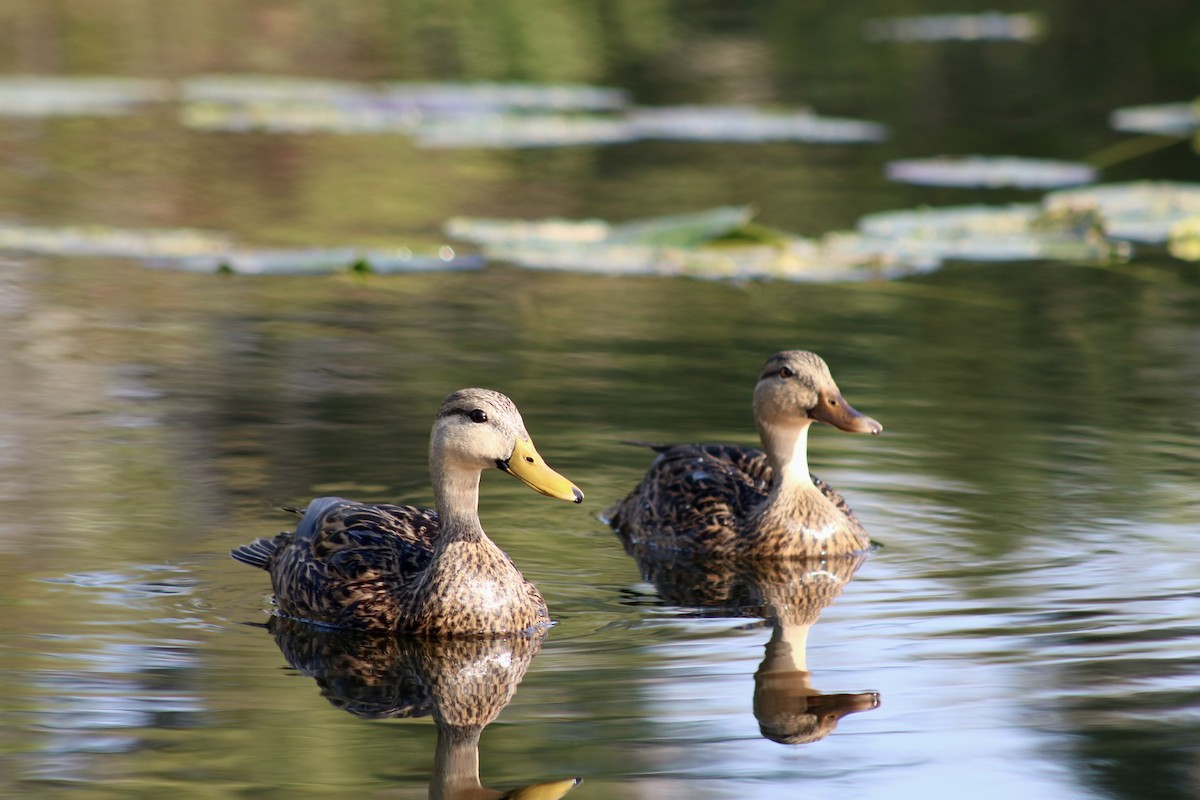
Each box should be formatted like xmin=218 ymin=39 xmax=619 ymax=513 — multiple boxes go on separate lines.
xmin=232 ymin=388 xmax=583 ymax=636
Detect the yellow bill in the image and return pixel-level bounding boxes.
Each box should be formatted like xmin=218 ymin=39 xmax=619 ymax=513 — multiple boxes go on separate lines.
xmin=499 ymin=777 xmax=582 ymax=800
xmin=500 ymin=438 xmax=584 ymax=504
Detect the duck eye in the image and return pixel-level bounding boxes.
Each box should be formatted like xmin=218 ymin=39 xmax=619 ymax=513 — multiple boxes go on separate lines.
xmin=778 ymin=366 xmax=794 ymax=378
xmin=468 ymin=409 xmax=488 ymax=423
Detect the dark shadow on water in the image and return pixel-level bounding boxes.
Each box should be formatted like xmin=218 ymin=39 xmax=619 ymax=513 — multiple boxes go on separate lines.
xmin=267 ymin=619 xmax=581 ymax=800
xmin=625 ymin=548 xmax=880 ymax=745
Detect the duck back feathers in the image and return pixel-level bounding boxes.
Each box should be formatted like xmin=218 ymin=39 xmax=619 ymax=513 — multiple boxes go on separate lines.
xmin=607 ymin=442 xmax=868 ymax=558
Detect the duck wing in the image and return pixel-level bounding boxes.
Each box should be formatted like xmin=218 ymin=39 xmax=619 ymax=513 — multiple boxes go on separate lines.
xmin=607 ymin=443 xmax=773 ymax=555
xmin=232 ymin=496 xmax=440 ymax=630
xmin=608 ymin=443 xmax=865 ymax=556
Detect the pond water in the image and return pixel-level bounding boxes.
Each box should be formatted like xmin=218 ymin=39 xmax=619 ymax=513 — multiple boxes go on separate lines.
xmin=2 ymin=3 xmax=1200 ymax=800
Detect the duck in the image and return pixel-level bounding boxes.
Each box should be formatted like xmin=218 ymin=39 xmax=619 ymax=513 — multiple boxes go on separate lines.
xmin=231 ymin=388 xmax=584 ymax=636
xmin=606 ymin=350 xmax=881 ymax=559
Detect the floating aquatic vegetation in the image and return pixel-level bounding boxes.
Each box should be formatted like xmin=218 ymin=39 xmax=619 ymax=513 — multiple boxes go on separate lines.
xmin=181 ymin=75 xmax=630 ymax=136
xmin=443 ymin=217 xmax=610 ymax=247
xmin=448 ymin=206 xmax=904 ymax=281
xmin=414 ymin=115 xmax=634 ymax=148
xmin=449 ymin=202 xmax=1128 ymax=283
xmin=415 ymin=106 xmax=887 ymax=148
xmin=1109 ymin=102 xmax=1200 ymax=137
xmin=164 ymin=246 xmax=482 ymax=275
xmin=0 ymin=222 xmax=479 ymax=275
xmin=863 ymin=12 xmax=1043 ymax=43
xmin=1167 ymin=218 xmax=1200 ymax=261
xmin=628 ymin=106 xmax=886 ymax=144
xmin=181 ymin=75 xmax=627 ymax=112
xmin=182 ymin=100 xmax=426 ymax=135
xmin=852 ymin=203 xmax=1123 ymax=266
xmin=0 ymin=73 xmax=884 ymax=146
xmin=1043 ymin=181 xmax=1200 ymax=242
xmin=0 ymin=223 xmax=233 ymax=259
xmin=177 ymin=75 xmax=884 ymax=146
xmin=0 ymin=76 xmax=170 ymax=117
xmin=415 ymin=107 xmax=886 ymax=148
xmin=885 ymin=156 xmax=1096 ymax=189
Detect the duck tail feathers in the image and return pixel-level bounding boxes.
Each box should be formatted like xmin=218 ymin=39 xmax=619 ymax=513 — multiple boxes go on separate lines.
xmin=620 ymin=439 xmax=675 ymax=453
xmin=230 ymin=537 xmax=279 ymax=570
xmin=232 ymin=497 xmax=354 ymax=569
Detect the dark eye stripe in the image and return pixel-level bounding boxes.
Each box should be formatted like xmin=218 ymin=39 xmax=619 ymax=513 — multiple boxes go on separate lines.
xmin=760 ymin=364 xmax=794 ymax=380
xmin=436 ymin=406 xmax=490 ymax=421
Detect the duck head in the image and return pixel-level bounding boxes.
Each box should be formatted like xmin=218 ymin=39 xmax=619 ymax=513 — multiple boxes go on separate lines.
xmin=753 ymin=351 xmax=881 ymax=435
xmin=431 ymin=388 xmax=583 ymax=504
xmin=752 ymin=351 xmax=881 ymax=480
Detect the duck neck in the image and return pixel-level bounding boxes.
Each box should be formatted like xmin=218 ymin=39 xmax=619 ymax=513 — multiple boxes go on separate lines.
xmin=758 ymin=419 xmax=820 ymax=496
xmin=750 ymin=419 xmax=840 ymax=539
xmin=430 ymin=453 xmax=487 ymax=543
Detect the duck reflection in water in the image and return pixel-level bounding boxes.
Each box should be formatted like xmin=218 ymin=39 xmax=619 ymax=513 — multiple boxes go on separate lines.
xmin=629 ymin=550 xmax=879 ymax=744
xmin=268 ymin=619 xmax=581 ymax=799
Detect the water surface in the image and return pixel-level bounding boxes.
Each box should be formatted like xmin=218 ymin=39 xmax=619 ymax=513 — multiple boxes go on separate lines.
xmin=2 ymin=3 xmax=1200 ymax=799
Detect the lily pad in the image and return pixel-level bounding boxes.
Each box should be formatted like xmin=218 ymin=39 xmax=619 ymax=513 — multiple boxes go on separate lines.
xmin=181 ymin=75 xmax=627 ymax=112
xmin=448 ymin=203 xmax=1123 ymax=283
xmin=863 ymin=13 xmax=1043 ymax=43
xmin=1168 ymin=217 xmax=1200 ymax=261
xmin=413 ymin=115 xmax=633 ymax=148
xmin=177 ymin=75 xmax=884 ymax=147
xmin=0 ymin=76 xmax=170 ymax=117
xmin=852 ymin=203 xmax=1122 ymax=265
xmin=604 ymin=206 xmax=755 ymax=247
xmin=629 ymin=106 xmax=886 ymax=144
xmin=469 ymin=235 xmax=916 ymax=282
xmin=163 ymin=247 xmax=483 ymax=275
xmin=181 ymin=75 xmax=630 ymax=137
xmin=886 ymin=156 xmax=1096 ymax=189
xmin=443 ymin=217 xmax=610 ymax=247
xmin=1043 ymin=181 xmax=1200 ymax=242
xmin=414 ymin=107 xmax=885 ymax=149
xmin=1110 ymin=102 xmax=1200 ymax=137
xmin=0 ymin=223 xmax=233 ymax=258
xmin=448 ymin=207 xmax=913 ymax=281
xmin=183 ymin=99 xmax=425 ymax=136
xmin=0 ymin=222 xmax=480 ymax=275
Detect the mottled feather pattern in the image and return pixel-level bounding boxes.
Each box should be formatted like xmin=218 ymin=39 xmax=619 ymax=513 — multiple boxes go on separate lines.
xmin=237 ymin=496 xmax=549 ymax=635
xmin=608 ymin=442 xmax=868 ymax=558
xmin=255 ymin=496 xmax=442 ymax=632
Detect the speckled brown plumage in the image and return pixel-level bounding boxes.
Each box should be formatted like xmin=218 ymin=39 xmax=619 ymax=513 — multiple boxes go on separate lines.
xmin=607 ymin=351 xmax=881 ymax=559
xmin=607 ymin=442 xmax=870 ymax=559
xmin=231 ymin=388 xmax=583 ymax=636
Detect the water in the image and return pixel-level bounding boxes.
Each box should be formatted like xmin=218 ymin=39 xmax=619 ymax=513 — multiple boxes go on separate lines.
xmin=2 ymin=3 xmax=1200 ymax=799
xmin=2 ymin=259 xmax=1198 ymax=799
